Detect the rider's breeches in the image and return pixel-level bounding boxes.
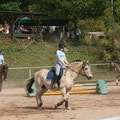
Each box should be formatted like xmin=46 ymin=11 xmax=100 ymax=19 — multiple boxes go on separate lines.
xmin=55 ymin=63 xmax=61 ymax=76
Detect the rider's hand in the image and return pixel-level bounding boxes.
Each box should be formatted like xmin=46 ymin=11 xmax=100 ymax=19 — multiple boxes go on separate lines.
xmin=64 ymin=63 xmax=68 ymax=67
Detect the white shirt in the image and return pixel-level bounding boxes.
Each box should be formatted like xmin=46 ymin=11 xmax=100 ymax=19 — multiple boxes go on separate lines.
xmin=0 ymin=54 xmax=4 ymax=64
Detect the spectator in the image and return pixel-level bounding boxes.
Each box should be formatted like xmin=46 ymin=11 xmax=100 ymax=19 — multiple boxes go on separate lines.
xmin=3 ymin=21 xmax=9 ymax=34
xmin=19 ymin=25 xmax=29 ymax=34
xmin=76 ymin=27 xmax=81 ymax=43
xmin=0 ymin=24 xmax=4 ymax=33
xmin=9 ymin=24 xmax=16 ymax=33
xmin=0 ymin=49 xmax=5 ymax=65
xmin=19 ymin=25 xmax=25 ymax=33
xmin=69 ymin=28 xmax=75 ymax=42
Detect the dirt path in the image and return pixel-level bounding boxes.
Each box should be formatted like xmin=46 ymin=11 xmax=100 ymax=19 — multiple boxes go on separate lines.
xmin=0 ymin=82 xmax=120 ymax=120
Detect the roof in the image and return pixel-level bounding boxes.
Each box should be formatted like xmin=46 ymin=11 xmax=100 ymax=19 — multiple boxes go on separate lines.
xmin=0 ymin=10 xmax=48 ymax=17
xmin=19 ymin=17 xmax=69 ymax=26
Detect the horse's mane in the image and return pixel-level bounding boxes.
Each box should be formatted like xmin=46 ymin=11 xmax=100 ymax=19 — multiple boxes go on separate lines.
xmin=69 ymin=60 xmax=82 ymax=66
xmin=111 ymin=61 xmax=120 ymax=66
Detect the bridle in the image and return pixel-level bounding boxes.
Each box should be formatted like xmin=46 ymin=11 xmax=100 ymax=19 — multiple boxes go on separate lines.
xmin=64 ymin=62 xmax=87 ymax=76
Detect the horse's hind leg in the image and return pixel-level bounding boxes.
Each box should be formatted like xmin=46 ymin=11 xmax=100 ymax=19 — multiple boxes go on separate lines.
xmin=116 ymin=78 xmax=119 ymax=85
xmin=36 ymin=85 xmax=48 ymax=110
xmin=0 ymin=83 xmax=2 ymax=92
xmin=0 ymin=81 xmax=3 ymax=92
xmin=116 ymin=74 xmax=120 ymax=85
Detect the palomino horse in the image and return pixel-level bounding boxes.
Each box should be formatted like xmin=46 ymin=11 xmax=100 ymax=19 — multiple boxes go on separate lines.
xmin=0 ymin=64 xmax=8 ymax=92
xmin=110 ymin=61 xmax=120 ymax=85
xmin=26 ymin=60 xmax=93 ymax=110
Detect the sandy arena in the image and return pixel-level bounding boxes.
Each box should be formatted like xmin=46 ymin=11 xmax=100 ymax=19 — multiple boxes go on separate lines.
xmin=0 ymin=82 xmax=120 ymax=120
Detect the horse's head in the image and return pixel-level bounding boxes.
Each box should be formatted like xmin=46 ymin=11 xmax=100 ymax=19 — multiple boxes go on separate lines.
xmin=0 ymin=64 xmax=8 ymax=81
xmin=110 ymin=61 xmax=115 ymax=71
xmin=81 ymin=61 xmax=93 ymax=80
xmin=110 ymin=61 xmax=120 ymax=71
xmin=67 ymin=60 xmax=93 ymax=80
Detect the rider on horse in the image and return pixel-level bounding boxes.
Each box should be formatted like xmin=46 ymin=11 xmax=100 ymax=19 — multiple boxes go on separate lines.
xmin=0 ymin=49 xmax=5 ymax=65
xmin=51 ymin=41 xmax=69 ymax=89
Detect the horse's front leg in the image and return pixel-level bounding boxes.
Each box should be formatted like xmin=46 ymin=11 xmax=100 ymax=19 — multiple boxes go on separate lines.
xmin=55 ymin=87 xmax=71 ymax=110
xmin=55 ymin=99 xmax=65 ymax=108
xmin=0 ymin=80 xmax=3 ymax=92
xmin=65 ymin=91 xmax=71 ymax=110
xmin=116 ymin=78 xmax=119 ymax=85
xmin=55 ymin=87 xmax=66 ymax=109
xmin=116 ymin=74 xmax=120 ymax=85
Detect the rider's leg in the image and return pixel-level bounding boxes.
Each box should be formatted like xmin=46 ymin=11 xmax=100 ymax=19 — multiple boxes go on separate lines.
xmin=51 ymin=64 xmax=60 ymax=89
xmin=57 ymin=68 xmax=63 ymax=87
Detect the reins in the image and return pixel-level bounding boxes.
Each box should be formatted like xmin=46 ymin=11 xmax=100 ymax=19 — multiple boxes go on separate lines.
xmin=64 ymin=64 xmax=85 ymax=76
xmin=66 ymin=66 xmax=81 ymax=74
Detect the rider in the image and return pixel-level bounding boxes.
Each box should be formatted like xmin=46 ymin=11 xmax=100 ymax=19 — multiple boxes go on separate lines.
xmin=51 ymin=41 xmax=69 ymax=89
xmin=0 ymin=49 xmax=5 ymax=65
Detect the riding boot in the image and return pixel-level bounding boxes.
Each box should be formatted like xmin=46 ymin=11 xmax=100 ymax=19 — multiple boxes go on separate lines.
xmin=51 ymin=74 xmax=58 ymax=89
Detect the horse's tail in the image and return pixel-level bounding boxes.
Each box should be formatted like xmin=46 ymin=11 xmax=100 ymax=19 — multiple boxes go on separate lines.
xmin=26 ymin=76 xmax=34 ymax=93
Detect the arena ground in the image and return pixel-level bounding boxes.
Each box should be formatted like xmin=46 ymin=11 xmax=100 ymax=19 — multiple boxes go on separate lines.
xmin=0 ymin=82 xmax=120 ymax=120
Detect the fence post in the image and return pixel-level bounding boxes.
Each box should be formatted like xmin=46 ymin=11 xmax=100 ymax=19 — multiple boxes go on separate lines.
xmin=29 ymin=68 xmax=32 ymax=78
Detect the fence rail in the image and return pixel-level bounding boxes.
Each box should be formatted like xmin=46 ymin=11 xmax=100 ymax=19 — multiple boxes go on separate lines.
xmin=8 ymin=63 xmax=110 ymax=78
xmin=6 ymin=63 xmax=117 ymax=86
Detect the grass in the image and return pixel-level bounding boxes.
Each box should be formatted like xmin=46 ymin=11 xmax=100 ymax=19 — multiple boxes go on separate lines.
xmin=0 ymin=39 xmax=116 ymax=85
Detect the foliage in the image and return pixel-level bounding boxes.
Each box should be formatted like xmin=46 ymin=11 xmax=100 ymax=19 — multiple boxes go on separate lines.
xmin=114 ymin=0 xmax=120 ymax=23
xmin=0 ymin=39 xmax=105 ymax=68
xmin=113 ymin=24 xmax=120 ymax=41
xmin=28 ymin=0 xmax=108 ymax=28
xmin=101 ymin=8 xmax=112 ymax=29
xmin=1 ymin=0 xmax=120 ymax=63
xmin=0 ymin=1 xmax=22 ymax=11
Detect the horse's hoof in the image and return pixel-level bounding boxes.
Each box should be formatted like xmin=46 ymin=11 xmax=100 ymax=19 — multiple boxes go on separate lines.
xmin=116 ymin=82 xmax=119 ymax=85
xmin=55 ymin=105 xmax=58 ymax=109
xmin=66 ymin=107 xmax=71 ymax=110
xmin=37 ymin=107 xmax=42 ymax=110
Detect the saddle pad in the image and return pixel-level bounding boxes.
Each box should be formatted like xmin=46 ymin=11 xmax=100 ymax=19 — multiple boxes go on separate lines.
xmin=46 ymin=66 xmax=63 ymax=81
xmin=46 ymin=70 xmax=55 ymax=80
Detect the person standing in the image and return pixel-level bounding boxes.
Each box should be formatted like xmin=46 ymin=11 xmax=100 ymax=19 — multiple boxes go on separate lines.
xmin=4 ymin=21 xmax=9 ymax=34
xmin=76 ymin=27 xmax=81 ymax=43
xmin=0 ymin=24 xmax=4 ymax=33
xmin=51 ymin=41 xmax=69 ymax=89
xmin=0 ymin=49 xmax=5 ymax=65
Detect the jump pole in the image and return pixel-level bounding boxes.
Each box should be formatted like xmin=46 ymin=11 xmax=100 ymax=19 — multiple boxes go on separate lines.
xmin=44 ymin=90 xmax=96 ymax=95
xmin=28 ymin=80 xmax=108 ymax=97
xmin=74 ymin=83 xmax=97 ymax=87
xmin=46 ymin=88 xmax=96 ymax=92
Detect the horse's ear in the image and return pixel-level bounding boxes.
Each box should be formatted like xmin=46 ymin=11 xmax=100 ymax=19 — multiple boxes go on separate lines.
xmin=83 ymin=60 xmax=89 ymax=64
xmin=82 ymin=60 xmax=87 ymax=65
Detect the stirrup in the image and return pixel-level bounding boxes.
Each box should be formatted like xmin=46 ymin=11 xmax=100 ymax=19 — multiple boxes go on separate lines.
xmin=51 ymin=84 xmax=56 ymax=89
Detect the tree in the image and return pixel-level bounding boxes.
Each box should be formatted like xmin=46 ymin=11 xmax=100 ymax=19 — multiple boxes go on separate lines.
xmin=0 ymin=1 xmax=22 ymax=11
xmin=114 ymin=0 xmax=120 ymax=23
xmin=29 ymin=0 xmax=108 ymax=28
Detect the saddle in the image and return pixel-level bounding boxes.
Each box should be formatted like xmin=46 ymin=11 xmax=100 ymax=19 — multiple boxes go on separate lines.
xmin=46 ymin=67 xmax=63 ymax=85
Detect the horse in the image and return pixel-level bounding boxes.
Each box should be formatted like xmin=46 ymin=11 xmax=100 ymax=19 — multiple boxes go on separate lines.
xmin=26 ymin=60 xmax=93 ymax=110
xmin=0 ymin=64 xmax=8 ymax=92
xmin=110 ymin=61 xmax=120 ymax=85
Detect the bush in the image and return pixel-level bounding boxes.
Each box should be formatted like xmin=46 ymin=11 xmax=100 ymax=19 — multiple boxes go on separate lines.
xmin=77 ymin=19 xmax=107 ymax=35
